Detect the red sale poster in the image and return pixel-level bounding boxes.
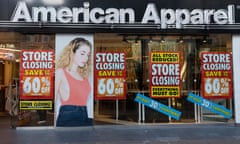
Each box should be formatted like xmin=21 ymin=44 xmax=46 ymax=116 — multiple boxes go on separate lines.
xmin=19 ymin=50 xmax=54 ymax=100
xmin=94 ymin=52 xmax=126 ymax=100
xmin=201 ymin=52 xmax=232 ymax=98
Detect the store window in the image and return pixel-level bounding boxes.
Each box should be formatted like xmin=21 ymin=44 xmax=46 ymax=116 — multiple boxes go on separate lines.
xmin=0 ymin=32 xmax=55 ymax=127
xmin=94 ymin=33 xmax=233 ymax=124
xmin=0 ymin=32 xmax=233 ymax=127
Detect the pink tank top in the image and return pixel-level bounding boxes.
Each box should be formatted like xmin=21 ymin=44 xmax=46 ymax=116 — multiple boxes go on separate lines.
xmin=60 ymin=69 xmax=91 ymax=106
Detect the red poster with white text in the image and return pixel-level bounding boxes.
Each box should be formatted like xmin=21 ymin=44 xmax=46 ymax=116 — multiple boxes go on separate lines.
xmin=20 ymin=50 xmax=54 ymax=100
xmin=201 ymin=52 xmax=232 ymax=98
xmin=94 ymin=52 xmax=126 ymax=100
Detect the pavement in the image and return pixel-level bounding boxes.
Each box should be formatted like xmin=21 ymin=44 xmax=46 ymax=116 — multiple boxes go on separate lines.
xmin=1 ymin=116 xmax=240 ymax=144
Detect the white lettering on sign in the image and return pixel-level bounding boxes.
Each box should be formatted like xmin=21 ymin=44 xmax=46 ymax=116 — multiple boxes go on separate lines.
xmin=96 ymin=53 xmax=125 ymax=62
xmin=142 ymin=3 xmax=234 ymax=28
xmin=11 ymin=2 xmax=135 ymax=24
xmin=22 ymin=51 xmax=53 ymax=61
xmin=202 ymin=53 xmax=231 ymax=63
xmin=22 ymin=51 xmax=54 ymax=69
xmin=152 ymin=64 xmax=180 ymax=76
xmin=151 ymin=64 xmax=180 ymax=85
xmin=95 ymin=53 xmax=125 ymax=70
xmin=10 ymin=1 xmax=235 ymax=29
xmin=202 ymin=53 xmax=231 ymax=71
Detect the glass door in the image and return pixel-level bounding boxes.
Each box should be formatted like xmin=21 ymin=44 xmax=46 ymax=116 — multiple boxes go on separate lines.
xmin=146 ymin=36 xmax=198 ymax=123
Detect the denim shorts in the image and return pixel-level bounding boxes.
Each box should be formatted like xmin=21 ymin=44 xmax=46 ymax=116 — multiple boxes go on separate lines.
xmin=56 ymin=105 xmax=93 ymax=127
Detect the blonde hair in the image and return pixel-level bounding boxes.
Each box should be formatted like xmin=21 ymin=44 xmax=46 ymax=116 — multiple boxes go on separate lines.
xmin=56 ymin=37 xmax=92 ymax=77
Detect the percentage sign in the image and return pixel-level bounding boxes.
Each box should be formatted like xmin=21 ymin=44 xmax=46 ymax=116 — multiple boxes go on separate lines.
xmin=115 ymin=78 xmax=120 ymax=87
xmin=119 ymin=79 xmax=124 ymax=87
xmin=41 ymin=77 xmax=50 ymax=94
xmin=220 ymin=78 xmax=229 ymax=94
xmin=221 ymin=78 xmax=229 ymax=87
xmin=115 ymin=78 xmax=125 ymax=88
xmin=45 ymin=78 xmax=50 ymax=86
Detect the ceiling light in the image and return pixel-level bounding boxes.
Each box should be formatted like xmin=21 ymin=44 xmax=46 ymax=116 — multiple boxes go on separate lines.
xmin=177 ymin=36 xmax=184 ymax=43
xmin=201 ymin=36 xmax=212 ymax=44
xmin=160 ymin=36 xmax=165 ymax=43
xmin=202 ymin=36 xmax=208 ymax=43
xmin=149 ymin=36 xmax=153 ymax=43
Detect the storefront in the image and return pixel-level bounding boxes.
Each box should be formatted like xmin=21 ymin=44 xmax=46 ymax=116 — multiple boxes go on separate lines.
xmin=0 ymin=0 xmax=239 ymax=127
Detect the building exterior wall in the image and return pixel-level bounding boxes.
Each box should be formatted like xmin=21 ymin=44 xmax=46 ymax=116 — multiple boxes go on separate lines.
xmin=0 ymin=0 xmax=239 ymax=127
xmin=232 ymin=35 xmax=240 ymax=125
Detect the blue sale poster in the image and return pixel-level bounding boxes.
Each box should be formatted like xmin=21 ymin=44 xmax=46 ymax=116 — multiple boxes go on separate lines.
xmin=187 ymin=92 xmax=232 ymax=119
xmin=135 ymin=93 xmax=181 ymax=120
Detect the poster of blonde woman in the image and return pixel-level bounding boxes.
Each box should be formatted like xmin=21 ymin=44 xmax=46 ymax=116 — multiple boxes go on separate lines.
xmin=55 ymin=34 xmax=94 ymax=126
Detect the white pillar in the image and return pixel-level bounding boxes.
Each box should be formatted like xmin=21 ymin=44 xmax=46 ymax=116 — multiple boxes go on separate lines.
xmin=232 ymin=35 xmax=240 ymax=125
